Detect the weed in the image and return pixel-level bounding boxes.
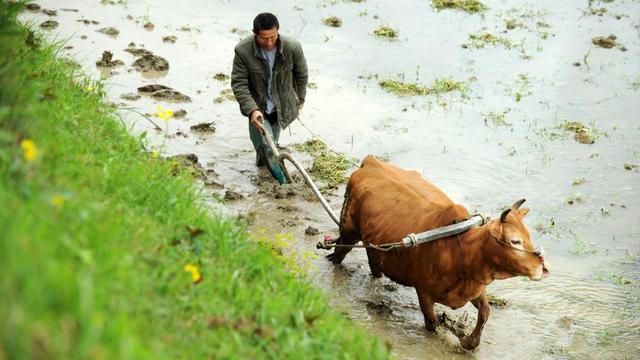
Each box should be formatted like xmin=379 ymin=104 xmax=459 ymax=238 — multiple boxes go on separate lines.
xmin=464 ymin=32 xmax=513 ymax=49
xmin=379 ymin=78 xmax=468 ymax=97
xmin=294 ymin=139 xmax=354 ymax=191
xmin=431 ymin=0 xmax=487 ymax=13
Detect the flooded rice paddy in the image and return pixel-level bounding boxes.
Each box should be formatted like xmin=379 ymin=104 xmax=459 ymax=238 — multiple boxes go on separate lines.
xmin=21 ymin=0 xmax=640 ymax=358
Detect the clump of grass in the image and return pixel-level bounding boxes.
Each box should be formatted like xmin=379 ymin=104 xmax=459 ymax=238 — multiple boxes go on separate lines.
xmin=379 ymin=78 xmax=468 ymax=97
xmin=483 ymin=109 xmax=512 ymax=126
xmin=431 ymin=0 xmax=487 ymax=13
xmin=373 ymin=26 xmax=397 ymax=39
xmin=322 ymin=16 xmax=342 ymax=27
xmin=464 ymin=32 xmax=513 ymax=49
xmin=294 ymin=139 xmax=353 ymax=191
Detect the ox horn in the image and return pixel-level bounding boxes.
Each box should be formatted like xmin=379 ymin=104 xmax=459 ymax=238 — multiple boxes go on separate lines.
xmin=500 ymin=199 xmax=527 ymax=223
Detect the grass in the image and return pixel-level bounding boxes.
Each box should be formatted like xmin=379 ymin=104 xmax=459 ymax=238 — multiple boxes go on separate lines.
xmin=379 ymin=78 xmax=468 ymax=97
xmin=465 ymin=32 xmax=513 ymax=49
xmin=431 ymin=0 xmax=487 ymax=13
xmin=0 ymin=3 xmax=389 ymax=359
xmin=293 ymin=139 xmax=353 ymax=191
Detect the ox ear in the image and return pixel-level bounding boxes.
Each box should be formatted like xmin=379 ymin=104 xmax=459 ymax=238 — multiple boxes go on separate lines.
xmin=517 ymin=208 xmax=530 ymax=219
xmin=489 ymin=219 xmax=502 ymax=239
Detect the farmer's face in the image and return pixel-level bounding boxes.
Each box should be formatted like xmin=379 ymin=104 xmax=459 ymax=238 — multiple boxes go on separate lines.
xmin=255 ymin=27 xmax=278 ymax=51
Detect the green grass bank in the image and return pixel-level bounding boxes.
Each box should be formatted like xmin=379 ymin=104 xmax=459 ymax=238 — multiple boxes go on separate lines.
xmin=0 ymin=3 xmax=390 ymax=359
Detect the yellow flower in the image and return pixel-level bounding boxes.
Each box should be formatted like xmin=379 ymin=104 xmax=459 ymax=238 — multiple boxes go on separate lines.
xmin=85 ymin=85 xmax=94 ymax=92
xmin=155 ymin=105 xmax=174 ymax=121
xmin=51 ymin=195 xmax=65 ymax=208
xmin=20 ymin=139 xmax=37 ymax=161
xmin=151 ymin=149 xmax=159 ymax=158
xmin=184 ymin=263 xmax=202 ymax=284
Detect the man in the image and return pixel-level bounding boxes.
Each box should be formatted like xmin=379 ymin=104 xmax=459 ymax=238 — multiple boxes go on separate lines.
xmin=231 ymin=12 xmax=308 ymax=168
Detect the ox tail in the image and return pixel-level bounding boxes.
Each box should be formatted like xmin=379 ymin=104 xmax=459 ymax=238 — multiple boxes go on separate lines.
xmin=327 ymin=184 xmax=357 ymax=264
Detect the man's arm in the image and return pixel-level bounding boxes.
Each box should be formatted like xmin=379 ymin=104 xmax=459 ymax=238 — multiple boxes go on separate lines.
xmin=231 ymin=49 xmax=259 ymax=117
xmin=292 ymin=42 xmax=308 ymax=106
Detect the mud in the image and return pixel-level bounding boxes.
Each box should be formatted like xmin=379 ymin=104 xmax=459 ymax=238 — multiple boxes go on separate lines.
xmin=120 ymin=92 xmax=140 ymax=101
xmin=143 ymin=22 xmax=154 ymax=31
xmin=39 ymin=20 xmax=57 ymax=29
xmin=213 ymin=73 xmax=229 ymax=81
xmin=592 ymin=34 xmax=626 ymax=51
xmin=166 ymin=153 xmax=205 ymax=180
xmin=322 ymin=16 xmax=342 ymax=28
xmin=77 ymin=19 xmax=99 ymax=25
xmin=124 ymin=45 xmax=153 ymax=57
xmin=190 ymin=122 xmax=215 ymax=133
xmin=97 ymin=27 xmax=119 ymax=38
xmin=224 ymin=190 xmax=244 ymax=201
xmin=132 ymin=54 xmax=169 ymax=73
xmin=95 ymin=51 xmax=124 ymax=68
xmin=24 ymin=3 xmax=40 ymax=11
xmin=162 ymin=35 xmax=177 ymax=44
xmin=151 ymin=89 xmax=191 ymax=103
xmin=173 ymin=109 xmax=187 ymax=118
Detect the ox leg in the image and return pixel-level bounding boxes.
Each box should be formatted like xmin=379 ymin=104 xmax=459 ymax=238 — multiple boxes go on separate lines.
xmin=365 ymin=248 xmax=383 ymax=277
xmin=416 ymin=290 xmax=439 ymax=331
xmin=326 ymin=231 xmax=359 ymax=264
xmin=460 ymin=289 xmax=490 ymax=350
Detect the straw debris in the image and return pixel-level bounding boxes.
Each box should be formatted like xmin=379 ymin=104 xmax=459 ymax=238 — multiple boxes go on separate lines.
xmin=431 ymin=0 xmax=487 ymax=13
xmin=294 ymin=139 xmax=353 ymax=191
xmin=379 ymin=78 xmax=468 ymax=97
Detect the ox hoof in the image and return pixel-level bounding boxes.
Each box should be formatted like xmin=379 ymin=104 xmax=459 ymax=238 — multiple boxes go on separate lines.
xmin=460 ymin=335 xmax=480 ymax=350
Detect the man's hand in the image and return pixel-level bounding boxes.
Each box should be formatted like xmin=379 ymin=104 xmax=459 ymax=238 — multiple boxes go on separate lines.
xmin=299 ymin=102 xmax=304 ymax=111
xmin=250 ymin=110 xmax=266 ymax=134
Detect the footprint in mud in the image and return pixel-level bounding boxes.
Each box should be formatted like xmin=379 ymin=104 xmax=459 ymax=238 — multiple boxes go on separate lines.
xmin=97 ymin=27 xmax=119 ymax=38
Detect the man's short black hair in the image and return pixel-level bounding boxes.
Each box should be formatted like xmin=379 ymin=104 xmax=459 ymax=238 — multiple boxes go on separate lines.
xmin=253 ymin=13 xmax=279 ymax=32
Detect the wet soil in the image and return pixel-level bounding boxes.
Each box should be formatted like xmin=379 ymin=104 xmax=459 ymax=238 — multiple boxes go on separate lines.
xmin=97 ymin=26 xmax=119 ymax=38
xmin=132 ymin=54 xmax=169 ymax=73
xmin=22 ymin=1 xmax=640 ymax=358
xmin=95 ymin=51 xmax=124 ymax=67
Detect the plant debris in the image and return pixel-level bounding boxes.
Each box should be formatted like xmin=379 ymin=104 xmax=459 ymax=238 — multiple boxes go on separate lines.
xmin=213 ymin=73 xmax=230 ymax=81
xmin=373 ymin=26 xmax=397 ymax=39
xmin=379 ymin=78 xmax=468 ymax=97
xmin=322 ymin=16 xmax=342 ymax=27
xmin=431 ymin=0 xmax=487 ymax=13
xmin=487 ymin=294 xmax=508 ymax=308
xmin=591 ymin=34 xmax=626 ymax=51
xmin=624 ymin=163 xmax=638 ymax=171
xmin=294 ymin=139 xmax=353 ymax=191
xmin=463 ymin=32 xmax=512 ymax=49
xmin=560 ymin=121 xmax=598 ymax=144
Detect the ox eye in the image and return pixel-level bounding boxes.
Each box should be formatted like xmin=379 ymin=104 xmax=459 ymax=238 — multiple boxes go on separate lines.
xmin=511 ymin=239 xmax=522 ymax=246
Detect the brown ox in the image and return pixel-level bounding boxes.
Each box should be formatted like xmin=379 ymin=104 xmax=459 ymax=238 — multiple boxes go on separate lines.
xmin=328 ymin=155 xmax=550 ymax=350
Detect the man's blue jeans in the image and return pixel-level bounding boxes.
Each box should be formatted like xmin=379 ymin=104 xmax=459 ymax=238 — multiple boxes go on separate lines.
xmin=249 ymin=112 xmax=281 ymax=166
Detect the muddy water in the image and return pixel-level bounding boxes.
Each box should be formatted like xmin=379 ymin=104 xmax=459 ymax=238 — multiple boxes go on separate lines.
xmin=22 ymin=0 xmax=640 ymax=358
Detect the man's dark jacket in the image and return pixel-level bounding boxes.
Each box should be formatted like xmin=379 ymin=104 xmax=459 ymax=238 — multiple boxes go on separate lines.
xmin=231 ymin=35 xmax=308 ymax=129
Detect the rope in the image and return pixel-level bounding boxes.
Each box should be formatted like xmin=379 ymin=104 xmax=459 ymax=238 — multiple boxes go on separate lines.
xmin=296 ymin=116 xmax=360 ymax=167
